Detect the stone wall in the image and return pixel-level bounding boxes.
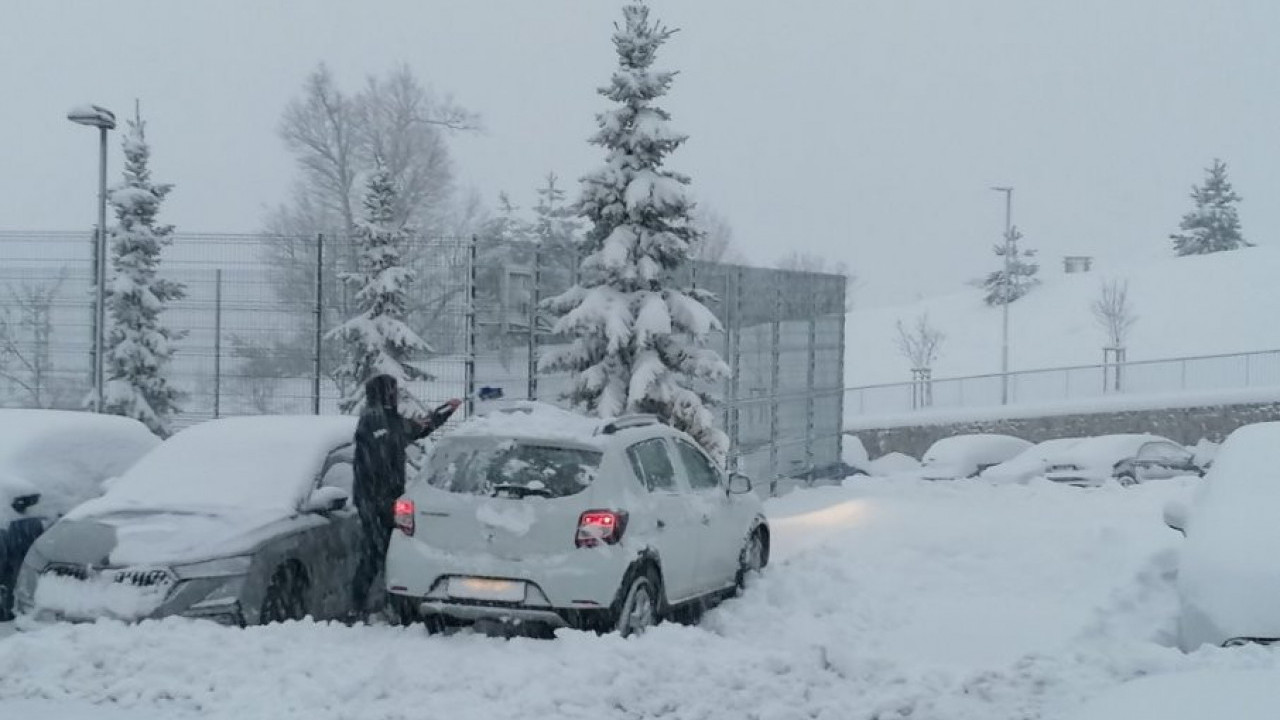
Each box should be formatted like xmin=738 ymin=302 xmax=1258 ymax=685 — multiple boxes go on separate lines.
xmin=851 ymin=401 xmax=1280 ymax=460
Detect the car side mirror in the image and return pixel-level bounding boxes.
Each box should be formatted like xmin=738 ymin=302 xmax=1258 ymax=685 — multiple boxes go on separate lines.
xmin=11 ymin=492 xmax=40 ymax=514
xmin=1163 ymin=500 xmax=1189 ymax=536
xmin=304 ymin=486 xmax=349 ymax=514
xmin=728 ymin=473 xmax=753 ymax=495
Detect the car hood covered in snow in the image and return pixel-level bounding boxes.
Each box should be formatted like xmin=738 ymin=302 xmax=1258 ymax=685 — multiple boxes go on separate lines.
xmin=33 ymin=507 xmax=309 ymax=567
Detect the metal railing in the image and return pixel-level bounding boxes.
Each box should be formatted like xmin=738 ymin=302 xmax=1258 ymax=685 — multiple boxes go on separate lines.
xmin=845 ymin=348 xmax=1280 ymax=418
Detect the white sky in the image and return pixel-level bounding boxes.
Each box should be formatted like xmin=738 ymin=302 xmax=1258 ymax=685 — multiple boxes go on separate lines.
xmin=1 ymin=0 xmax=1276 ymax=306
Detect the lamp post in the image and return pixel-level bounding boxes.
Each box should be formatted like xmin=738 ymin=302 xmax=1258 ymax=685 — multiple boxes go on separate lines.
xmin=991 ymin=186 xmax=1013 ymax=405
xmin=67 ymin=104 xmax=116 ymax=413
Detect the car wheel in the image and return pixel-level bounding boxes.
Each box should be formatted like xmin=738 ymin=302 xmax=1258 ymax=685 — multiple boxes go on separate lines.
xmin=1117 ymin=471 xmax=1137 ymax=487
xmin=614 ymin=569 xmax=660 ymax=637
xmin=736 ymin=528 xmax=769 ymax=591
xmin=260 ymin=564 xmax=308 ymax=624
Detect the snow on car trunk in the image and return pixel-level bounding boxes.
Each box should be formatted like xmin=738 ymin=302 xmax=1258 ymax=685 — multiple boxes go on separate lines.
xmin=920 ymin=433 xmax=1031 ymax=479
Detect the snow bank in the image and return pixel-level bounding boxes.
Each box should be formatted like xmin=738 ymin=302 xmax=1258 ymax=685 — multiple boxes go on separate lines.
xmin=32 ymin=573 xmax=168 ymax=622
xmin=8 ymin=476 xmax=1272 ymax=719
xmin=69 ymin=416 xmax=356 ymax=518
xmin=0 ymin=410 xmax=159 ymax=521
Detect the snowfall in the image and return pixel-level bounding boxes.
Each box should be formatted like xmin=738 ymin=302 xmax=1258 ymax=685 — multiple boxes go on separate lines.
xmin=4 ymin=475 xmax=1280 ymax=720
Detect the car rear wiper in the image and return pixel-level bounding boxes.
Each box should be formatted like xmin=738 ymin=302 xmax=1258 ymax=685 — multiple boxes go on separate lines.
xmin=489 ymin=483 xmax=553 ymax=499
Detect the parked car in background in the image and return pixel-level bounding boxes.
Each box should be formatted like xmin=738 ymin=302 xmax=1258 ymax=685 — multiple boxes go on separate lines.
xmin=1164 ymin=422 xmax=1280 ymax=650
xmin=919 ymin=434 xmax=1032 ymax=480
xmin=15 ymin=415 xmax=361 ymax=626
xmin=385 ymin=402 xmax=769 ymax=636
xmin=1044 ymin=434 xmax=1200 ymax=487
xmin=0 ymin=410 xmax=158 ymax=619
xmin=979 ymin=437 xmax=1082 ymax=484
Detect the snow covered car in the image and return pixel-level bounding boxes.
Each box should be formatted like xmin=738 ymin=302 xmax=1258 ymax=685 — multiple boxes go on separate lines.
xmin=1164 ymin=422 xmax=1280 ymax=650
xmin=0 ymin=409 xmax=158 ymax=619
xmin=918 ymin=434 xmax=1032 ymax=480
xmin=978 ymin=437 xmax=1081 ymax=484
xmin=384 ymin=403 xmax=769 ymax=635
xmin=14 ymin=415 xmax=361 ymax=626
xmin=1043 ymin=434 xmax=1200 ymax=487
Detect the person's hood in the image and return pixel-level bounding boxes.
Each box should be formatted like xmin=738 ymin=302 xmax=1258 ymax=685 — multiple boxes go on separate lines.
xmin=33 ymin=506 xmax=311 ymax=567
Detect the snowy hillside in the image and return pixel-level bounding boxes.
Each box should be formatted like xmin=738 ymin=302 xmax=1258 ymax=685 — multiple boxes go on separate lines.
xmin=847 ymin=246 xmax=1280 ymax=387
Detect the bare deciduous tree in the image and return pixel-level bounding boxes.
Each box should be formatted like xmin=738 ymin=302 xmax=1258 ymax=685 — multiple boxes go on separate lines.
xmin=776 ymin=251 xmax=856 ymax=310
xmin=0 ymin=272 xmax=70 ymax=408
xmin=895 ymin=313 xmax=945 ymax=371
xmin=691 ymin=205 xmax=744 ymax=263
xmin=1092 ymin=278 xmax=1137 ymax=348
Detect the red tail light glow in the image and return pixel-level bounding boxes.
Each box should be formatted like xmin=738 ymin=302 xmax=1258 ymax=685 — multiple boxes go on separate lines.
xmin=576 ymin=509 xmax=629 ymax=548
xmin=393 ymin=498 xmax=415 ymax=536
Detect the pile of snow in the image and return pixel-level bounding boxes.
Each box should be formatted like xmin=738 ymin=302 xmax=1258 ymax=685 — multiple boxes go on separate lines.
xmin=69 ymin=415 xmax=356 ymax=519
xmin=979 ymin=437 xmax=1082 ymax=484
xmin=31 ymin=573 xmax=168 ymax=623
xmin=0 ymin=410 xmax=159 ymax=523
xmin=1068 ymin=669 xmax=1280 ymax=720
xmin=453 ymin=401 xmax=607 ymax=447
xmin=1046 ymin=433 xmax=1170 ymax=471
xmin=9 ymin=476 xmax=1280 ymax=719
xmin=848 ymin=245 xmax=1280 ymax=387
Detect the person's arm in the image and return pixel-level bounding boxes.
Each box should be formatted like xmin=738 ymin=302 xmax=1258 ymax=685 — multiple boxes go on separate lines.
xmin=407 ymin=399 xmax=462 ymax=441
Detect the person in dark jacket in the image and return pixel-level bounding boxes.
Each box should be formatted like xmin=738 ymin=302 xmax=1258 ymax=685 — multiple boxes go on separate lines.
xmin=350 ymin=374 xmax=460 ymax=617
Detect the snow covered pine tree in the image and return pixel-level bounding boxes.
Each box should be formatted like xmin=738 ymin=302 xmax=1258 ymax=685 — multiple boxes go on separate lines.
xmin=980 ymin=227 xmax=1040 ymax=306
xmin=1170 ymin=158 xmax=1251 ymax=256
xmin=541 ymin=2 xmax=731 ymax=464
xmin=328 ymin=161 xmax=433 ymax=413
xmin=100 ymin=111 xmax=186 ymax=436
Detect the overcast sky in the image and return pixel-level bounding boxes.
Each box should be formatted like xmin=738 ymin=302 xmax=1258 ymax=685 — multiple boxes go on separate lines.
xmin=1 ymin=0 xmax=1276 ymax=306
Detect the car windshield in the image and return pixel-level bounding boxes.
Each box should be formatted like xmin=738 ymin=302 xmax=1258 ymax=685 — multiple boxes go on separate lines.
xmin=418 ymin=436 xmax=602 ymax=498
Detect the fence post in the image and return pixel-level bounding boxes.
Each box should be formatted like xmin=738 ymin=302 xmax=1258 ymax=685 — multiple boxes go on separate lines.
xmin=805 ymin=281 xmax=817 ymax=482
xmin=213 ymin=268 xmax=223 ymax=418
xmin=465 ymin=235 xmax=478 ymax=417
xmin=527 ymin=242 xmax=541 ymax=401
xmin=769 ymin=280 xmax=782 ymax=494
xmin=312 ymin=233 xmax=324 ymax=415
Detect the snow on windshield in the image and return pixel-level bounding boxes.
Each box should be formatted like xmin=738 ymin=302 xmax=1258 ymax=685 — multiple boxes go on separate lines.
xmin=418 ymin=436 xmax=602 ymax=498
xmin=69 ymin=416 xmax=356 ymax=517
xmin=0 ymin=409 xmax=159 ymax=519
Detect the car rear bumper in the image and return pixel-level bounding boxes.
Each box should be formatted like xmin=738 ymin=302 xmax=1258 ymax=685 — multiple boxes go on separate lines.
xmin=385 ymin=532 xmax=630 ymax=612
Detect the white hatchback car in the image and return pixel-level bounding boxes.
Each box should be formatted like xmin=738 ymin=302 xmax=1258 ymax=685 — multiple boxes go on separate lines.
xmin=384 ymin=403 xmax=769 ymax=635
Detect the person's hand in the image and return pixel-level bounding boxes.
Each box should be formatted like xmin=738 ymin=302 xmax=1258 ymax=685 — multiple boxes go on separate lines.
xmin=429 ymin=398 xmax=462 ymax=425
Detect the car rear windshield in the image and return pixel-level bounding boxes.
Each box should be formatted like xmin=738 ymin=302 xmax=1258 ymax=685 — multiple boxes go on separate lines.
xmin=418 ymin=437 xmax=603 ymax=498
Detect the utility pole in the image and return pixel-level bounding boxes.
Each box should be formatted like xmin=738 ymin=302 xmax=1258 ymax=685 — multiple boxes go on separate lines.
xmin=991 ymin=186 xmax=1014 ymax=405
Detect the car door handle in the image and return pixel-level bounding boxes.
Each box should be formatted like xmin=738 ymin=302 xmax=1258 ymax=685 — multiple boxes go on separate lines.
xmin=656 ymin=519 xmax=666 ymax=529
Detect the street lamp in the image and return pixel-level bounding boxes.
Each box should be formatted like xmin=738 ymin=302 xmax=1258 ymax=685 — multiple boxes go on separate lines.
xmin=991 ymin=186 xmax=1013 ymax=405
xmin=67 ymin=104 xmax=116 ymax=414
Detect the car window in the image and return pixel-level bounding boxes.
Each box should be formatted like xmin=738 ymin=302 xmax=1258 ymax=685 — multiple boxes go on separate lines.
xmin=320 ymin=461 xmax=354 ymax=494
xmin=675 ymin=440 xmax=721 ymax=491
xmin=417 ymin=437 xmax=602 ymax=498
xmin=626 ymin=439 xmax=677 ymax=492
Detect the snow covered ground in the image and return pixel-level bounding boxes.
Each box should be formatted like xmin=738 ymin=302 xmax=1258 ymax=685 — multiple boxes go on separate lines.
xmin=3 ymin=477 xmax=1279 ymax=719
xmin=847 ymin=245 xmax=1280 ymax=387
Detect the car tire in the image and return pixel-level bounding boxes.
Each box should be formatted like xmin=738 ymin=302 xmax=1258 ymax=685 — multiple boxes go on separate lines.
xmin=260 ymin=563 xmax=308 ymax=625
xmin=613 ymin=568 xmax=661 ymax=637
xmin=1117 ymin=471 xmax=1137 ymax=487
xmin=736 ymin=527 xmax=769 ymax=591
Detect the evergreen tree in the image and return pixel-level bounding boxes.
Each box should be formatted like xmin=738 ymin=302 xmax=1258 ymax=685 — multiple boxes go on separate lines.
xmin=328 ymin=160 xmax=433 ymax=413
xmin=541 ymin=2 xmax=730 ymax=463
xmin=980 ymin=227 xmax=1040 ymax=306
xmin=100 ymin=110 xmax=186 ymax=436
xmin=1171 ymin=159 xmax=1250 ymax=256
xmin=532 ymin=172 xmax=583 ymax=292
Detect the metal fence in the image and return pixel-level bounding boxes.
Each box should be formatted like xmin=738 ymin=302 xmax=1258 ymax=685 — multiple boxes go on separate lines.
xmin=0 ymin=230 xmax=847 ymax=485
xmin=846 ymin=348 xmax=1280 ymax=418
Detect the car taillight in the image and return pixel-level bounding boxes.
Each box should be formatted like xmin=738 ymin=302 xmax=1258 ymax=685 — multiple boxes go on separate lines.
xmin=394 ymin=498 xmax=415 ymax=536
xmin=576 ymin=509 xmax=628 ymax=548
